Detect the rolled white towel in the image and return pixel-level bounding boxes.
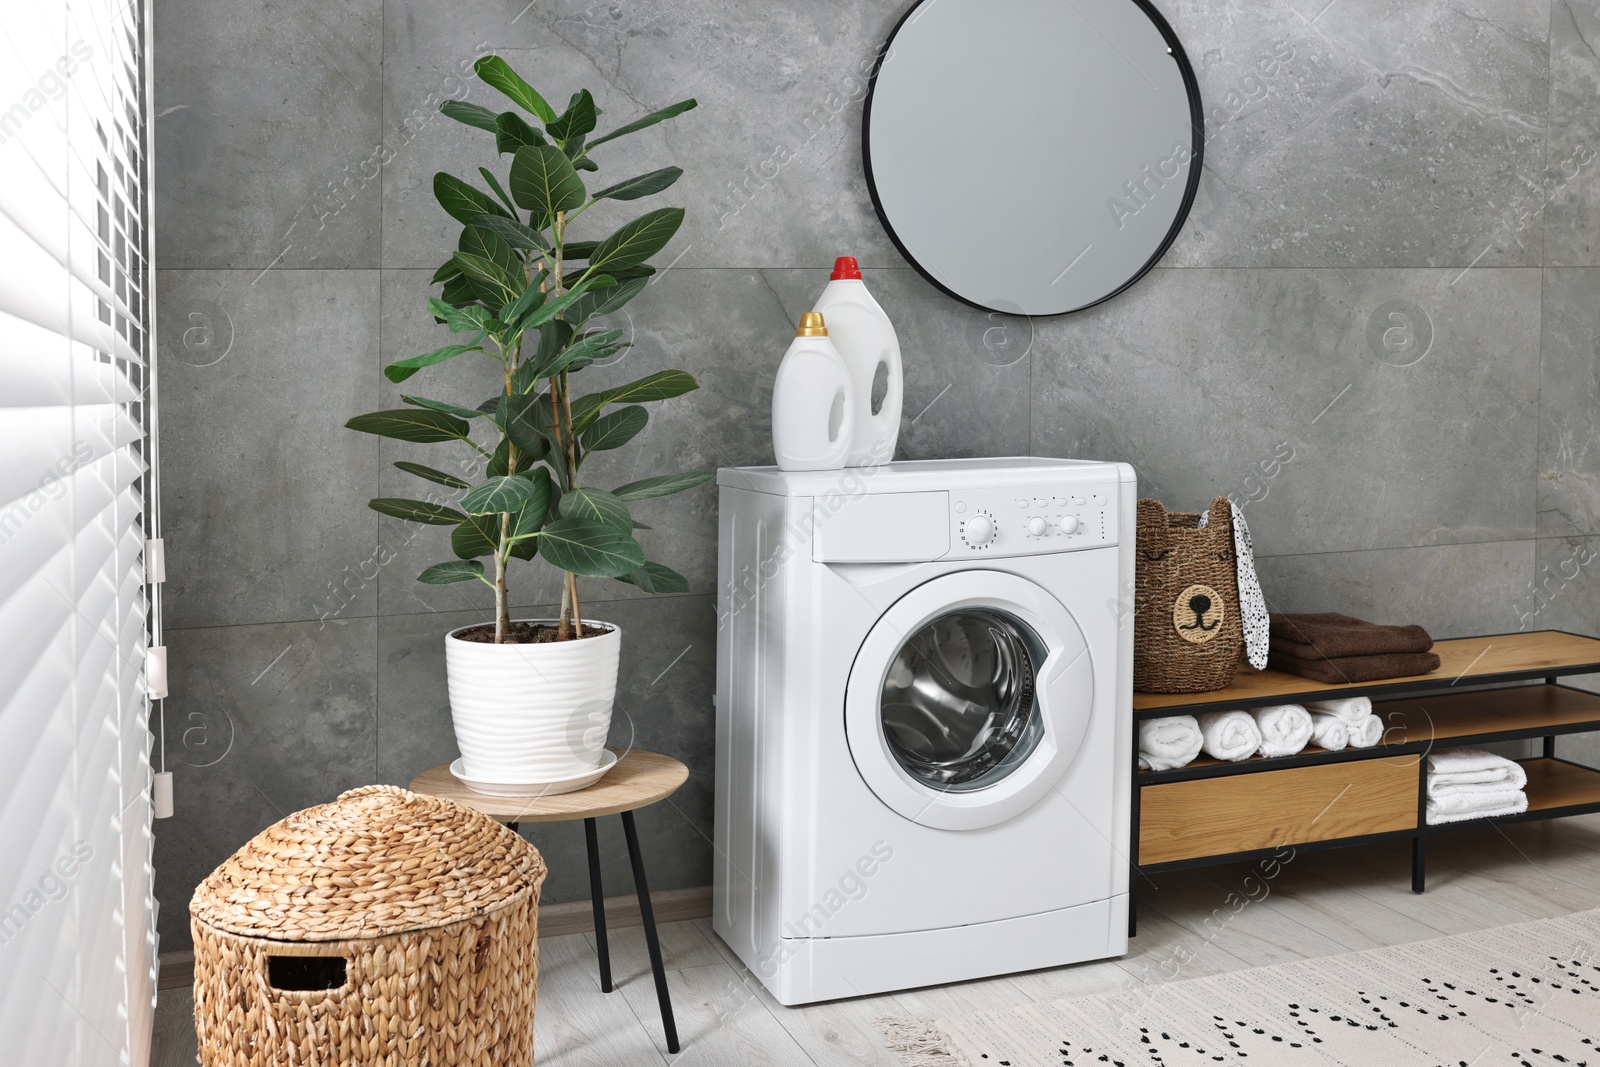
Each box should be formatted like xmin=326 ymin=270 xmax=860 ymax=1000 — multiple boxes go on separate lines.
xmin=1346 ymin=714 xmax=1385 ymax=749
xmin=1427 ymin=748 xmax=1528 ymax=791
xmin=1138 ymin=715 xmax=1203 ymax=771
xmin=1198 ymin=710 xmax=1263 ymax=762
xmin=1308 ymin=712 xmax=1348 ymax=752
xmin=1305 ymin=696 xmax=1373 ymax=725
xmin=1251 ymin=704 xmax=1313 ymax=758
xmin=1427 ymin=790 xmax=1528 ymax=824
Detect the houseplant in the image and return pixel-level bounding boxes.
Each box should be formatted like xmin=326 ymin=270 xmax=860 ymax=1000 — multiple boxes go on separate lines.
xmin=346 ymin=55 xmax=710 ymax=788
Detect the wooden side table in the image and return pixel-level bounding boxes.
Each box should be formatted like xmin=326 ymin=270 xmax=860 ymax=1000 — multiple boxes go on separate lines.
xmin=411 ymin=747 xmax=689 ymax=1053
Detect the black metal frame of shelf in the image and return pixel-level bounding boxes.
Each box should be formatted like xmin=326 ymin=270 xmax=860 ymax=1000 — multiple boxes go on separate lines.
xmin=1127 ymin=648 xmax=1600 ymax=938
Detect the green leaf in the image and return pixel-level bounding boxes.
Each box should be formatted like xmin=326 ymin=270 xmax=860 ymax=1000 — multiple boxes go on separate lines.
xmin=616 ymin=561 xmax=689 ymax=594
xmin=566 ymin=276 xmax=648 ymax=326
xmin=434 ymin=172 xmax=510 ymax=225
xmin=460 ymin=475 xmax=541 ymax=515
xmin=440 ymin=275 xmax=483 ymax=308
xmin=367 ymin=498 xmax=468 ymax=525
xmin=486 ymin=437 xmax=511 ymax=477
xmin=383 ymin=340 xmax=486 ymax=384
xmin=440 ymin=100 xmax=500 ymax=132
xmin=521 ymin=274 xmax=616 ymax=332
xmin=496 ymin=111 xmax=546 ymax=155
xmin=591 ymin=167 xmax=683 ymax=202
xmin=479 ymin=166 xmax=519 ymax=217
xmin=500 ymin=276 xmax=550 ymax=328
xmin=526 ymin=326 xmax=625 ymax=380
xmin=612 ymin=470 xmax=715 ymax=501
xmin=474 ymin=55 xmax=557 ymax=123
xmin=572 ymin=369 xmax=698 ymax=429
xmin=562 ymin=240 xmax=598 ymax=261
xmin=573 ymin=157 xmax=599 ymax=172
xmin=451 ymin=251 xmax=520 ymax=300
xmin=510 ymin=468 xmax=554 ymax=540
xmin=548 ymin=89 xmax=599 ymax=141
xmin=419 ymin=559 xmax=486 ymax=585
xmin=428 ymin=297 xmax=502 ymax=335
xmin=499 ymin=391 xmax=553 ymax=459
xmin=431 ymin=259 xmax=463 ymax=284
xmin=459 ymin=225 xmax=521 ymax=278
xmin=536 ymin=518 xmax=645 ymax=578
xmin=587 ymin=207 xmax=685 ymax=274
xmin=587 ymin=98 xmax=698 ymax=150
xmin=452 ymin=514 xmax=501 ymax=560
xmin=394 ymin=461 xmax=472 ymax=489
xmin=473 ymin=213 xmax=548 ymax=252
xmin=580 ymin=405 xmax=648 ymax=453
xmin=508 ymin=144 xmax=587 ymax=224
xmin=401 ymin=394 xmax=493 ymax=422
xmin=347 ymin=409 xmax=472 ymax=443
xmin=558 ymin=487 xmax=633 ymax=530
xmin=563 ymin=133 xmax=588 ymax=161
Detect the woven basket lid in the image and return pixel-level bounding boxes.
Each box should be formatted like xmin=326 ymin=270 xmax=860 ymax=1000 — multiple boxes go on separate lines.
xmin=190 ymin=784 xmax=546 ymax=942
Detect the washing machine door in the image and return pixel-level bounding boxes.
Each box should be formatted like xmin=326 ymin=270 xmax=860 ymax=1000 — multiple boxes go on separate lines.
xmin=844 ymin=570 xmax=1095 ymax=831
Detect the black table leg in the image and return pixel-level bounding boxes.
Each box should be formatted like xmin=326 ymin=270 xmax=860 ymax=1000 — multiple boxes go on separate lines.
xmin=585 ymin=817 xmax=613 ymax=993
xmin=1412 ymin=835 xmax=1426 ymax=894
xmin=622 ymin=809 xmax=680 ymax=1054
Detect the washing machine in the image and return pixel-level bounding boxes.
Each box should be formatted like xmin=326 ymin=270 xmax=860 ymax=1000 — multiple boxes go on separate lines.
xmin=713 ymin=457 xmax=1135 ymax=1005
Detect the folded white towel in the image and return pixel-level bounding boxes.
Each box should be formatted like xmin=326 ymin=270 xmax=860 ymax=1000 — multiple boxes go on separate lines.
xmin=1346 ymin=714 xmax=1385 ymax=749
xmin=1427 ymin=790 xmax=1528 ymax=824
xmin=1306 ymin=696 xmax=1373 ymax=725
xmin=1427 ymin=748 xmax=1529 ymax=789
xmin=1308 ymin=712 xmax=1348 ymax=752
xmin=1251 ymin=704 xmax=1312 ymax=758
xmin=1198 ymin=710 xmax=1262 ymax=762
xmin=1138 ymin=715 xmax=1203 ymax=771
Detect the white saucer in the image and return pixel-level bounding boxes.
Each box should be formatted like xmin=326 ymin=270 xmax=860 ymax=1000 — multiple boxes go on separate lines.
xmin=449 ymin=749 xmax=619 ymax=798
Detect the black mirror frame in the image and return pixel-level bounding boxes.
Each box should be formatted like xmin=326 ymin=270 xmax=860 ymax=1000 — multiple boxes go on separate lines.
xmin=861 ymin=0 xmax=1207 ymax=318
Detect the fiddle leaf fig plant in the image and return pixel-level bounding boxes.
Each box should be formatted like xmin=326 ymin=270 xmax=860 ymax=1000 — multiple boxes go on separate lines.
xmin=347 ymin=57 xmax=712 ymax=643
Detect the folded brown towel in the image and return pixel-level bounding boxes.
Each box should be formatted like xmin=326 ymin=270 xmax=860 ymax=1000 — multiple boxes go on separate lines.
xmin=1269 ymin=612 xmax=1434 ymax=659
xmin=1268 ymin=648 xmax=1442 ymax=685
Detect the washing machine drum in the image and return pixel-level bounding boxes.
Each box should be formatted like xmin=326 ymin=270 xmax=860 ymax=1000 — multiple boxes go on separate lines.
xmin=846 ymin=571 xmax=1096 ymax=830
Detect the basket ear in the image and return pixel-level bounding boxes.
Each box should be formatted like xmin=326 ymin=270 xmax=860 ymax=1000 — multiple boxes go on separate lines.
xmin=1205 ymin=496 xmax=1235 ymax=535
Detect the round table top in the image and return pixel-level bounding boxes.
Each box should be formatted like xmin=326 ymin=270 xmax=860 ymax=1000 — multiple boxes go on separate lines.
xmin=409 ymin=748 xmax=688 ymax=823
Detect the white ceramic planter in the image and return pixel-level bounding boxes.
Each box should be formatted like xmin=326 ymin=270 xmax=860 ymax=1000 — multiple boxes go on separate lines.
xmin=445 ymin=620 xmax=621 ymax=786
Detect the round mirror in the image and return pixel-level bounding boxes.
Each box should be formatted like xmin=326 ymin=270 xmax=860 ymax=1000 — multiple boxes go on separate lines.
xmin=864 ymin=0 xmax=1203 ymax=316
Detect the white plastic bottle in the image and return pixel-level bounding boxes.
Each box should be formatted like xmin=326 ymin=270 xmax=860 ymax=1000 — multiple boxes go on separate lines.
xmin=813 ymin=256 xmax=902 ymax=466
xmin=772 ymin=312 xmax=856 ymax=472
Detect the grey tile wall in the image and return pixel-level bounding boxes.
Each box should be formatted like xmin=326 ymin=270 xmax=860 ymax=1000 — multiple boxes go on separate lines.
xmin=152 ymin=0 xmax=1600 ymax=950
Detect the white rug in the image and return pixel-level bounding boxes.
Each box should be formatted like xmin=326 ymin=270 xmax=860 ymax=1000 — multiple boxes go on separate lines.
xmin=879 ymin=908 xmax=1600 ymax=1066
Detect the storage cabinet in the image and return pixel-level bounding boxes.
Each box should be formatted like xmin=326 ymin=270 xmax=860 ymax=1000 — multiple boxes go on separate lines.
xmin=1131 ymin=630 xmax=1600 ymax=932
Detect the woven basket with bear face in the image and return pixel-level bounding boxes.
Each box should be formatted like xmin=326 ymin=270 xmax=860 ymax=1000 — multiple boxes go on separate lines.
xmin=1133 ymin=496 xmax=1244 ymax=693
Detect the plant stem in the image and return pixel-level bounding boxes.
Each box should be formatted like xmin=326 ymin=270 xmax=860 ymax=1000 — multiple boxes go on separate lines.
xmin=569 ymin=572 xmax=583 ymax=637
xmin=549 ymin=208 xmax=582 ymax=641
xmin=494 ymin=514 xmax=510 ymax=642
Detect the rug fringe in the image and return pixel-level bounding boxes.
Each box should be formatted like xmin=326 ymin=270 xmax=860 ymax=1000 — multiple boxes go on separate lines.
xmin=876 ymin=1015 xmax=970 ymax=1067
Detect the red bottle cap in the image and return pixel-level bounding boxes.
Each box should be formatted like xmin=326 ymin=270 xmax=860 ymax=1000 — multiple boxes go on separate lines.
xmin=831 ymin=256 xmax=862 ymax=280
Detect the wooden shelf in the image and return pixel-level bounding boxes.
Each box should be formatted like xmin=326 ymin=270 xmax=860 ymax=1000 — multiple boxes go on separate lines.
xmin=1521 ymin=757 xmax=1600 ymax=814
xmin=1382 ymin=685 xmax=1600 ymax=745
xmin=1134 ymin=630 xmax=1600 ymax=715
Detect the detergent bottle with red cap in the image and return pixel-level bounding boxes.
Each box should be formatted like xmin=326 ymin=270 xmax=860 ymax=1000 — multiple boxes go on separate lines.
xmin=812 ymin=256 xmax=903 ymax=466
xmin=771 ymin=312 xmax=856 ymax=471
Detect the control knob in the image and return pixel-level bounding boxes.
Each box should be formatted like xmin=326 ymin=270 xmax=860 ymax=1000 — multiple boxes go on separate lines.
xmin=963 ymin=514 xmax=995 ymax=545
xmin=1026 ymin=517 xmax=1048 ymax=537
xmin=1059 ymin=515 xmax=1081 ymax=535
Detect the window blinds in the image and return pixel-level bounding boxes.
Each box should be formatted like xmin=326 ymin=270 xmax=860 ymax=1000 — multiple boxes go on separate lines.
xmin=0 ymin=0 xmax=158 ymax=1062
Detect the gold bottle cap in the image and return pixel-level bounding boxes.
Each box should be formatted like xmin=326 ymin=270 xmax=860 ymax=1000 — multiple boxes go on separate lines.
xmin=795 ymin=311 xmax=828 ymax=337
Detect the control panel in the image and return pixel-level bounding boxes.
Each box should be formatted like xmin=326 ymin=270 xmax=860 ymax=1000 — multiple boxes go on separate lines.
xmin=947 ymin=485 xmax=1116 ymax=558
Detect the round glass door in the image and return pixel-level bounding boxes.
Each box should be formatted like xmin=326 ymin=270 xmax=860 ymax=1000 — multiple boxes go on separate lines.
xmin=879 ymin=610 xmax=1044 ymax=792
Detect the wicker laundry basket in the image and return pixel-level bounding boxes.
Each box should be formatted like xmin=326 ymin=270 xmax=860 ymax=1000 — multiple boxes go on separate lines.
xmin=190 ymin=784 xmax=546 ymax=1067
xmin=1134 ymin=496 xmax=1245 ymax=693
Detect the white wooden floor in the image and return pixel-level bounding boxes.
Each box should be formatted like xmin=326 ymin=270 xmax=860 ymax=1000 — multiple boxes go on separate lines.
xmin=150 ymin=813 xmax=1600 ymax=1066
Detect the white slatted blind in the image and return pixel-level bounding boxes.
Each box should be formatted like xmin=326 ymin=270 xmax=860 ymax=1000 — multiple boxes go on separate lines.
xmin=0 ymin=0 xmax=158 ymax=1062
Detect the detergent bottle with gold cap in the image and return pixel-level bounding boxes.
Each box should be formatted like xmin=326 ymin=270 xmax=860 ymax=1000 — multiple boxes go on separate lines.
xmin=771 ymin=311 xmax=856 ymax=471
